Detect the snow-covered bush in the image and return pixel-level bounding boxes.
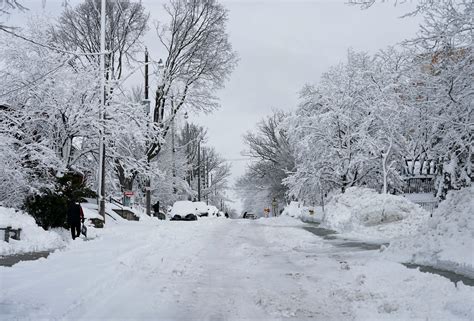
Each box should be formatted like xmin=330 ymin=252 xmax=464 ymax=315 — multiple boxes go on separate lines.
xmin=25 ymin=172 xmax=96 ymax=229
xmin=281 ymin=202 xmax=303 ymax=218
xmin=321 ymin=187 xmax=429 ymax=238
xmin=0 ymin=206 xmax=69 ymax=255
xmin=386 ymin=186 xmax=474 ymax=277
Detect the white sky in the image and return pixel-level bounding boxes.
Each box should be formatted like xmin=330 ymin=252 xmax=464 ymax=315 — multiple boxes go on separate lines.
xmin=8 ymin=0 xmax=421 ymax=212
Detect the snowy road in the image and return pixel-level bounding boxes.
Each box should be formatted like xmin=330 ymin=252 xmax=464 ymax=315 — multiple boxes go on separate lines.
xmin=1 ymin=217 xmax=473 ymax=321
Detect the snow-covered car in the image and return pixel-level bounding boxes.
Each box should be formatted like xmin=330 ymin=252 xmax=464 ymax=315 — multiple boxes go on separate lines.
xmin=169 ymin=201 xmax=198 ymax=221
xmin=194 ymin=201 xmax=209 ymax=217
xmin=207 ymin=205 xmax=220 ymax=217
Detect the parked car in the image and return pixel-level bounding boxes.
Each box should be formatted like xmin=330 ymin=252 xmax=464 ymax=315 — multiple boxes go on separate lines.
xmin=194 ymin=201 xmax=209 ymax=217
xmin=168 ymin=201 xmax=198 ymax=221
xmin=242 ymin=212 xmax=256 ymax=219
xmin=207 ymin=205 xmax=220 ymax=217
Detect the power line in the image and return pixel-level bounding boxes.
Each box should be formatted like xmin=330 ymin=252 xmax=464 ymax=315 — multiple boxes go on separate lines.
xmin=0 ymin=28 xmax=104 ymax=57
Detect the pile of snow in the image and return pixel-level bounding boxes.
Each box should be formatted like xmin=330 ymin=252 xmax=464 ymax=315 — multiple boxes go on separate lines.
xmin=386 ymin=186 xmax=474 ymax=277
xmin=281 ymin=201 xmax=303 ymax=218
xmin=321 ymin=187 xmax=430 ymax=240
xmin=300 ymin=206 xmax=323 ymax=223
xmin=0 ymin=206 xmax=69 ymax=255
xmin=281 ymin=202 xmax=322 ymax=223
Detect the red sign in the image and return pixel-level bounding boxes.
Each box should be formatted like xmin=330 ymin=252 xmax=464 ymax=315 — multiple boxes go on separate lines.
xmin=124 ymin=191 xmax=134 ymax=196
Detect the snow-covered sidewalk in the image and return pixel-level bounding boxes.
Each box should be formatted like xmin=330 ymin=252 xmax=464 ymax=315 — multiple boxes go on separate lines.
xmin=1 ymin=217 xmax=473 ymax=320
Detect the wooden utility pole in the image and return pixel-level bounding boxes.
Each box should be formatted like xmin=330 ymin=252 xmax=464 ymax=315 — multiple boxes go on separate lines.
xmin=97 ymin=0 xmax=106 ymax=222
xmin=202 ymin=148 xmax=206 ymax=202
xmin=171 ymin=108 xmax=177 ymax=194
xmin=144 ymin=48 xmax=151 ymax=215
xmin=197 ymin=143 xmax=201 ymax=201
xmin=206 ymin=155 xmax=210 ymax=204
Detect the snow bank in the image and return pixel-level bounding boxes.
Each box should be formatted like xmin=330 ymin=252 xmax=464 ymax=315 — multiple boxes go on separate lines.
xmin=386 ymin=186 xmax=474 ymax=277
xmin=281 ymin=201 xmax=303 ymax=218
xmin=0 ymin=206 xmax=68 ymax=255
xmin=321 ymin=187 xmax=429 ymax=240
xmin=281 ymin=202 xmax=322 ymax=223
xmin=300 ymin=206 xmax=323 ymax=224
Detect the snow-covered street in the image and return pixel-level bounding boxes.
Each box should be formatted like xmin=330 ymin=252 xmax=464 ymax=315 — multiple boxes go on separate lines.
xmin=1 ymin=217 xmax=472 ymax=321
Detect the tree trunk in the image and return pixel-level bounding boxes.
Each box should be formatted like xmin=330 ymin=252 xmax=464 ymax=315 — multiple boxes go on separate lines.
xmin=115 ymin=161 xmax=135 ymax=192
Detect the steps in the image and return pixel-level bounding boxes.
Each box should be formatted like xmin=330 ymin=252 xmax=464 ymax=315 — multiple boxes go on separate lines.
xmin=111 ymin=209 xmax=139 ymax=221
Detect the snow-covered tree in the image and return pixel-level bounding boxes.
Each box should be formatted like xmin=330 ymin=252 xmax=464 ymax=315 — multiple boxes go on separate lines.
xmin=236 ymin=110 xmax=295 ymax=212
xmin=49 ymin=0 xmax=151 ymax=194
xmin=147 ymin=0 xmax=238 ymax=162
xmin=0 ymin=18 xmax=100 ymax=206
xmin=0 ymin=0 xmax=25 ymax=31
xmin=351 ymin=0 xmax=473 ymax=199
xmin=287 ymin=51 xmax=387 ymax=197
xmin=405 ymin=0 xmax=473 ymax=197
xmin=51 ymin=0 xmax=149 ymax=80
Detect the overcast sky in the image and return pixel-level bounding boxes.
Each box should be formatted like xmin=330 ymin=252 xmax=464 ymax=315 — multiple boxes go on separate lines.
xmin=10 ymin=0 xmax=421 ymax=212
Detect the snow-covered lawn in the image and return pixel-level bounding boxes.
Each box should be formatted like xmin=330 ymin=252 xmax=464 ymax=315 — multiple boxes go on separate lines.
xmin=1 ymin=216 xmax=472 ymax=320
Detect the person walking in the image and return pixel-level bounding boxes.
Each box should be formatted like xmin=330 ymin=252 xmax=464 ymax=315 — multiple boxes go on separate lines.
xmin=67 ymin=199 xmax=84 ymax=240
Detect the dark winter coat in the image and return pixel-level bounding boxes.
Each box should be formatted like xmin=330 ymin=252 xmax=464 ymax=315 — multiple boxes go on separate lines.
xmin=67 ymin=202 xmax=84 ymax=224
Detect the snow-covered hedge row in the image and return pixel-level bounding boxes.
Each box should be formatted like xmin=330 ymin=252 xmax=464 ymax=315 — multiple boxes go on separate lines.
xmin=0 ymin=206 xmax=69 ymax=255
xmin=385 ymin=186 xmax=474 ymax=277
xmin=321 ymin=187 xmax=429 ymax=239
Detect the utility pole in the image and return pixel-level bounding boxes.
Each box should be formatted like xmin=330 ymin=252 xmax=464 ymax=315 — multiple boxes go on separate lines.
xmin=184 ymin=114 xmax=191 ymax=186
xmin=197 ymin=142 xmax=201 ymax=201
xmin=144 ymin=48 xmax=151 ymax=216
xmin=206 ymin=155 xmax=210 ymax=204
xmin=97 ymin=0 xmax=106 ymax=222
xmin=171 ymin=108 xmax=177 ymax=194
xmin=202 ymin=148 xmax=206 ymax=202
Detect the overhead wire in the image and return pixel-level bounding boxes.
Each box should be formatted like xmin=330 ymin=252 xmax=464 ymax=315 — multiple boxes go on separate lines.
xmin=0 ymin=28 xmax=104 ymax=57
